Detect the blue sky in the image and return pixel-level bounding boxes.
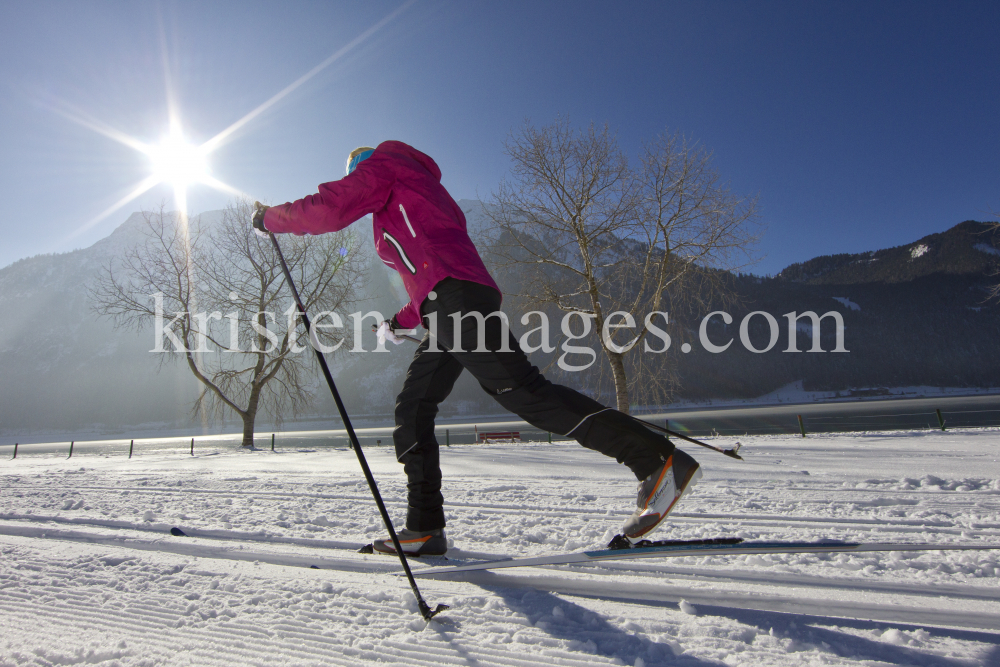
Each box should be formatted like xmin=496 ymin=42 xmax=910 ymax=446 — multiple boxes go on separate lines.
xmin=0 ymin=1 xmax=997 ymax=275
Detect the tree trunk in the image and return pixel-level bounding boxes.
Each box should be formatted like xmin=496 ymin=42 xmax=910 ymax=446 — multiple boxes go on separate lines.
xmin=241 ymin=382 xmax=263 ymax=448
xmin=241 ymin=410 xmax=256 ymax=448
xmin=607 ymin=350 xmax=631 ymax=413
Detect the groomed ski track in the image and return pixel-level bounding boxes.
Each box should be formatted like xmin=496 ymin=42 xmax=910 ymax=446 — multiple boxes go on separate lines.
xmin=2 ymin=525 xmax=1000 ymax=633
xmin=2 ymin=429 xmax=1000 ymax=665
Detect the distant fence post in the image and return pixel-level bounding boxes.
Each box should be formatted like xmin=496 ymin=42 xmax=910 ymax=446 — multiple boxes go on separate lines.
xmin=12 ymin=443 xmax=17 ymax=459
xmin=67 ymin=441 xmax=74 ymax=459
xmin=271 ymin=433 xmax=275 ymax=451
xmin=474 ymin=425 xmax=478 ymax=443
xmin=797 ymin=415 xmax=807 ymax=438
xmin=548 ymin=431 xmax=552 ymax=444
xmin=936 ymin=409 xmax=946 ymax=431
xmin=445 ymin=429 xmax=450 ymax=447
xmin=129 ymin=439 xmax=134 ymax=459
xmin=190 ymin=438 xmax=194 ymax=456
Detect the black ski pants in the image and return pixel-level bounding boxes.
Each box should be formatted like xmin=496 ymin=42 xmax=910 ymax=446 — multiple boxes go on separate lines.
xmin=393 ymin=278 xmax=673 ymax=531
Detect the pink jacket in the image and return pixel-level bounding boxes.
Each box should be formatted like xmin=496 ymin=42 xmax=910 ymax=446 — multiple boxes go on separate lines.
xmin=264 ymin=141 xmax=500 ymax=330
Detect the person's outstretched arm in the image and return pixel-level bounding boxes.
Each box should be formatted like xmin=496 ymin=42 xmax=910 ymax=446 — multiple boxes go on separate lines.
xmin=263 ymin=160 xmax=393 ymax=236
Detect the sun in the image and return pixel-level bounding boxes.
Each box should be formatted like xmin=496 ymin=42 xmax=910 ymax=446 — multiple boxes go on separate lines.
xmin=147 ymin=127 xmax=209 ymax=189
xmin=56 ymin=1 xmax=415 ymax=238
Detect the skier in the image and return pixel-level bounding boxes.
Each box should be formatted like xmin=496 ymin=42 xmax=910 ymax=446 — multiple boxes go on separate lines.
xmin=253 ymin=141 xmax=701 ymax=555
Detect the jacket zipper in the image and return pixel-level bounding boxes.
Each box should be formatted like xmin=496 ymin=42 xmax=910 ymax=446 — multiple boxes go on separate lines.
xmin=382 ymin=230 xmax=417 ymax=274
xmin=399 ymin=204 xmax=417 ymax=237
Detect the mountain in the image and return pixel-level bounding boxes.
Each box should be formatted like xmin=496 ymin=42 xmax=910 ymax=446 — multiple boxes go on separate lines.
xmin=671 ymin=221 xmax=1000 ymax=399
xmin=0 ymin=212 xmax=199 ymax=434
xmin=776 ymin=220 xmax=1000 ymax=284
xmin=0 ymin=202 xmax=503 ymax=436
xmin=1 ymin=210 xmax=997 ymax=436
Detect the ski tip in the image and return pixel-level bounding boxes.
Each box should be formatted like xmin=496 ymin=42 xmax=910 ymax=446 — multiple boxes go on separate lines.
xmin=170 ymin=527 xmax=187 ymax=537
xmin=358 ymin=543 xmax=374 ymax=554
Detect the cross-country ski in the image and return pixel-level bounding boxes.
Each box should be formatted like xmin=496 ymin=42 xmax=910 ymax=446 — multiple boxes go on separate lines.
xmin=416 ymin=537 xmax=1000 ymax=575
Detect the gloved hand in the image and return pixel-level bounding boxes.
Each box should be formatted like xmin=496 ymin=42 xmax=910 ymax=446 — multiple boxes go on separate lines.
xmin=252 ymin=201 xmax=270 ymax=237
xmin=376 ymin=320 xmax=405 ymax=346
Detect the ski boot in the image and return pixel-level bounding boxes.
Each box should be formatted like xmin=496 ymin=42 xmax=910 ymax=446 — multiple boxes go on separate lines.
xmin=372 ymin=527 xmax=448 ymax=556
xmin=622 ymin=448 xmax=701 ymax=542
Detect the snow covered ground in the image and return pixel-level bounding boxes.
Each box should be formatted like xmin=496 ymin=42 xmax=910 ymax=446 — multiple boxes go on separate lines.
xmin=2 ymin=429 xmax=999 ymax=666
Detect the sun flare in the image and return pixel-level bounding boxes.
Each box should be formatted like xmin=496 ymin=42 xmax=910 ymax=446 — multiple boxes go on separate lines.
xmin=57 ymin=1 xmax=414 ymax=239
xmin=147 ymin=130 xmax=209 ymax=189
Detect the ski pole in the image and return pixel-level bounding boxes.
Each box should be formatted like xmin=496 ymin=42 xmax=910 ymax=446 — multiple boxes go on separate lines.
xmin=631 ymin=416 xmax=743 ymax=460
xmin=268 ymin=232 xmax=447 ymax=621
xmin=389 ymin=327 xmax=743 ymax=461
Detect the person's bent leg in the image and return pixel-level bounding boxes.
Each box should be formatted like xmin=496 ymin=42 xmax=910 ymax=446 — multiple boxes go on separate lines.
xmin=487 ymin=341 xmax=669 ymax=480
xmin=392 ymin=335 xmax=464 ymax=531
xmin=427 ymin=279 xmax=668 ymax=481
xmin=571 ymin=408 xmax=674 ymax=479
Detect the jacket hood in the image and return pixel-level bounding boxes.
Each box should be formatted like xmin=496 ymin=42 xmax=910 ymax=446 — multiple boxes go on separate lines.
xmin=376 ymin=140 xmax=442 ymax=182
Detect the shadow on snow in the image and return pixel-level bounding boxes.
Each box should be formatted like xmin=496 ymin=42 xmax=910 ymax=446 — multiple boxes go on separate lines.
xmin=431 ymin=577 xmax=999 ymax=666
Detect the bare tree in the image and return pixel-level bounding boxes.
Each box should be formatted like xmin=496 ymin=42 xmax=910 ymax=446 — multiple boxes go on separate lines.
xmin=91 ymin=197 xmax=365 ymax=446
xmin=487 ymin=119 xmax=761 ymax=413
